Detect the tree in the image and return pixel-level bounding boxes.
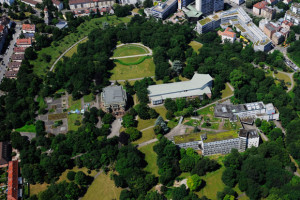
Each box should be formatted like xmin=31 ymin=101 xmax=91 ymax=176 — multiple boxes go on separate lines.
xmin=102 ymin=113 xmax=115 ymax=124
xmin=145 ymin=191 xmax=165 ymax=200
xmin=143 ymin=0 xmax=153 ymax=8
xmin=122 ymin=114 xmax=137 ymax=128
xmin=75 ymin=171 xmax=90 ymax=186
xmin=187 ymin=174 xmax=202 ymax=191
xmin=222 ymin=167 xmax=237 ymax=187
xmin=25 ymin=47 xmax=37 ymax=60
xmin=125 ymin=127 xmax=141 ymax=141
xmin=269 ymin=128 xmax=283 ymax=141
xmin=164 ymin=98 xmax=177 ymax=112
xmin=67 ymin=171 xmax=76 ymax=181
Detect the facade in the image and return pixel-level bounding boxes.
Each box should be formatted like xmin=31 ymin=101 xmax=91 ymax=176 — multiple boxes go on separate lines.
xmin=7 ymin=160 xmax=19 ymax=200
xmin=0 ymin=142 xmax=11 ymax=168
xmin=16 ymin=38 xmax=32 ymax=47
xmin=11 ymin=54 xmax=25 ymax=62
xmin=229 ymin=0 xmax=244 ymax=6
xmin=195 ymin=0 xmax=224 ymax=15
xmin=218 ymin=27 xmax=236 ymax=43
xmin=148 ymin=73 xmax=212 ymax=105
xmin=21 ymin=0 xmax=39 ymax=7
xmin=0 ymin=24 xmax=8 ymax=54
xmin=174 ymin=129 xmax=259 ymax=156
xmin=52 ymin=0 xmax=63 ymax=10
xmin=261 ymin=6 xmax=276 ymax=20
xmin=69 ymin=0 xmax=114 ymax=11
xmin=214 ymin=102 xmax=280 ymax=124
xmin=120 ymin=0 xmax=144 ymax=5
xmin=100 ymin=85 xmax=127 ymax=117
xmin=253 ymin=1 xmax=267 ymax=16
xmin=266 ymin=0 xmax=278 ymax=6
xmin=22 ymin=24 xmax=35 ymax=33
xmin=151 ymin=0 xmax=178 ymax=19
xmin=196 ymin=7 xmax=272 ymax=51
xmin=284 ymin=3 xmax=300 ymax=25
xmin=5 ymin=71 xmax=18 ymax=79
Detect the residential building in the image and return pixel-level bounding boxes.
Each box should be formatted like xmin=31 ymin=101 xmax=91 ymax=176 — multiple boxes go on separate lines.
xmin=7 ymin=160 xmax=19 ymax=200
xmin=100 ymin=85 xmax=127 ymax=117
xmin=52 ymin=0 xmax=63 ymax=10
xmin=0 ymin=142 xmax=12 ymax=168
xmin=13 ymin=47 xmax=27 ymax=54
xmin=173 ymin=129 xmax=259 ymax=155
xmin=56 ymin=21 xmax=68 ymax=29
xmin=264 ymin=22 xmax=277 ymax=38
xmin=195 ymin=0 xmax=224 ymax=15
xmin=16 ymin=38 xmax=32 ymax=47
xmin=284 ymin=3 xmax=300 ymax=25
xmin=214 ymin=102 xmax=280 ymax=124
xmin=22 ymin=24 xmax=35 ymax=33
xmin=69 ymin=0 xmax=114 ymax=11
xmin=148 ymin=73 xmax=212 ymax=105
xmin=8 ymin=62 xmax=21 ymax=71
xmin=21 ymin=0 xmax=39 ymax=7
xmin=5 ymin=71 xmax=18 ymax=79
xmin=253 ymin=1 xmax=267 ymax=16
xmin=261 ymin=6 xmax=276 ymax=20
xmin=196 ymin=8 xmax=272 ymax=51
xmin=0 ymin=0 xmax=14 ymax=6
xmin=120 ymin=0 xmax=144 ymax=5
xmin=281 ymin=20 xmax=293 ymax=30
xmin=229 ymin=0 xmax=244 ymax=6
xmin=218 ymin=27 xmax=236 ymax=43
xmin=11 ymin=54 xmax=25 ymax=62
xmin=272 ymin=31 xmax=284 ymax=44
xmin=259 ymin=18 xmax=268 ymax=30
xmin=151 ymin=0 xmax=178 ymax=19
xmin=283 ymin=0 xmax=292 ymax=5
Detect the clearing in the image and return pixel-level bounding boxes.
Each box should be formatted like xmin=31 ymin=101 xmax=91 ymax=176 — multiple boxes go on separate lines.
xmin=15 ymin=124 xmax=36 ymax=133
xmin=139 ymin=142 xmax=159 ymax=176
xmin=274 ymin=71 xmax=292 ymax=88
xmin=63 ymin=37 xmax=89 ymax=58
xmin=189 ymin=41 xmax=203 ymax=53
xmin=221 ymin=83 xmax=234 ymax=98
xmin=113 ymin=43 xmax=150 ymax=57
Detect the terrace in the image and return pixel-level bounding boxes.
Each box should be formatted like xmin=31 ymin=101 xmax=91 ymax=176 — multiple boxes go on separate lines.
xmin=199 ymin=17 xmax=212 ymax=25
xmin=202 ymin=130 xmax=239 ymax=143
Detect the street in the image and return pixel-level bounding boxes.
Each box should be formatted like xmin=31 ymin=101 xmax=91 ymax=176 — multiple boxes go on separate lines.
xmin=0 ymin=22 xmax=22 ymax=81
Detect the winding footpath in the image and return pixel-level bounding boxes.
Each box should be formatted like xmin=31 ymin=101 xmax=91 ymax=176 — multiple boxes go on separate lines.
xmin=50 ymin=36 xmax=88 ymax=71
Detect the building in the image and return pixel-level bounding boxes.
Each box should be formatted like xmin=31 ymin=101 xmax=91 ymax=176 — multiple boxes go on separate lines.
xmin=16 ymin=38 xmax=32 ymax=47
xmin=283 ymin=0 xmax=292 ymax=5
xmin=22 ymin=24 xmax=35 ymax=34
xmin=21 ymin=0 xmax=39 ymax=7
xmin=264 ymin=22 xmax=277 ymax=38
xmin=11 ymin=54 xmax=25 ymax=62
xmin=182 ymin=4 xmax=203 ymax=22
xmin=173 ymin=129 xmax=259 ymax=155
xmin=151 ymin=0 xmax=178 ymax=19
xmin=13 ymin=47 xmax=27 ymax=54
xmin=196 ymin=7 xmax=272 ymax=51
xmin=56 ymin=21 xmax=68 ymax=29
xmin=261 ymin=6 xmax=276 ymax=20
xmin=8 ymin=62 xmax=21 ymax=71
xmin=259 ymin=18 xmax=268 ymax=30
xmin=120 ymin=0 xmax=144 ymax=5
xmin=284 ymin=3 xmax=300 ymax=25
xmin=272 ymin=31 xmax=284 ymax=44
xmin=7 ymin=160 xmax=19 ymax=200
xmin=52 ymin=0 xmax=63 ymax=10
xmin=5 ymin=71 xmax=18 ymax=79
xmin=0 ymin=24 xmax=8 ymax=54
xmin=0 ymin=0 xmax=14 ymax=6
xmin=266 ymin=0 xmax=278 ymax=6
xmin=214 ymin=102 xmax=280 ymax=124
xmin=69 ymin=0 xmax=114 ymax=11
xmin=195 ymin=0 xmax=224 ymax=15
xmin=0 ymin=142 xmax=12 ymax=168
xmin=100 ymin=85 xmax=127 ymax=117
xmin=281 ymin=20 xmax=293 ymax=30
xmin=148 ymin=73 xmax=212 ymax=105
xmin=229 ymin=0 xmax=244 ymax=6
xmin=253 ymin=1 xmax=267 ymax=16
xmin=218 ymin=27 xmax=236 ymax=43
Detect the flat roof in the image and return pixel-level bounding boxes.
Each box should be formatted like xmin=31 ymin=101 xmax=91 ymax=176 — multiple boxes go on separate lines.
xmin=174 ymin=132 xmax=202 ymax=144
xmin=152 ymin=0 xmax=177 ymax=13
xmin=203 ymin=130 xmax=239 ymax=143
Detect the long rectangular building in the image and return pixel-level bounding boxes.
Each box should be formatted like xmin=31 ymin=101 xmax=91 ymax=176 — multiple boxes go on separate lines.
xmin=148 ymin=73 xmax=212 ymax=105
xmin=151 ymin=0 xmax=178 ymax=19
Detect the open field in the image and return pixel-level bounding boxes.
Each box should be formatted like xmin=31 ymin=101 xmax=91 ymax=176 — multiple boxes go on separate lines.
xmin=63 ymin=38 xmax=89 ymax=58
xmin=133 ymin=128 xmax=156 ymax=145
xmin=113 ymin=44 xmax=149 ymax=57
xmin=82 ymin=172 xmax=122 ymax=200
xmin=32 ymin=15 xmax=132 ymax=76
xmin=136 ymin=118 xmax=156 ymax=131
xmin=189 ymin=41 xmax=203 ymax=53
xmin=221 ymin=83 xmax=233 ymax=98
xmin=274 ymin=71 xmax=292 ymax=88
xmin=15 ymin=124 xmax=36 ymax=133
xmin=68 ymin=114 xmax=82 ymax=131
xmin=68 ymin=95 xmax=82 ymax=111
xmin=139 ymin=142 xmax=159 ymax=176
xmin=154 ymin=106 xmax=168 ymax=120
xmin=110 ymin=57 xmax=155 ymax=80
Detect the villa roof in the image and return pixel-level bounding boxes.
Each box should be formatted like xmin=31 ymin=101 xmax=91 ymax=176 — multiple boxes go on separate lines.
xmin=7 ymin=160 xmax=18 ymax=200
xmin=22 ymin=24 xmax=35 ymax=32
xmin=219 ymin=27 xmax=236 ymax=38
xmin=253 ymin=1 xmax=267 ymax=9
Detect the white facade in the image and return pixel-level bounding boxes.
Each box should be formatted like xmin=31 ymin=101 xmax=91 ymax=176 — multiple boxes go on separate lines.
xmin=248 ymin=137 xmax=259 ymax=148
xmin=284 ymin=3 xmax=300 ymax=25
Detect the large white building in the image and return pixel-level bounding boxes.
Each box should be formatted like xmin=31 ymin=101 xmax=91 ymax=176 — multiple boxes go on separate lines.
xmin=228 ymin=0 xmax=244 ymax=5
xmin=150 ymin=0 xmax=178 ymax=19
xmin=148 ymin=73 xmax=212 ymax=105
xmin=284 ymin=3 xmax=300 ymax=25
xmin=195 ymin=0 xmax=224 ymax=15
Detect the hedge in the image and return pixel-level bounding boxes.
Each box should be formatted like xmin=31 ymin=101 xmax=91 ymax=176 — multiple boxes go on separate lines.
xmin=114 ymin=56 xmax=151 ymax=65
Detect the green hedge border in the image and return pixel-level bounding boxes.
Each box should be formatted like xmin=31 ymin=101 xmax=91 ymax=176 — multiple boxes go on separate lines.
xmin=114 ymin=56 xmax=151 ymax=65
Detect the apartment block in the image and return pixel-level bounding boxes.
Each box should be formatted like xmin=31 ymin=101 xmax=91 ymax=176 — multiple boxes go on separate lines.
xmin=195 ymin=0 xmax=224 ymax=15
xmin=284 ymin=3 xmax=300 ymax=25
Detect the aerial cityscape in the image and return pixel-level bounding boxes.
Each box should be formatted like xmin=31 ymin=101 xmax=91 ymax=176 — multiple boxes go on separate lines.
xmin=0 ymin=0 xmax=298 ymax=199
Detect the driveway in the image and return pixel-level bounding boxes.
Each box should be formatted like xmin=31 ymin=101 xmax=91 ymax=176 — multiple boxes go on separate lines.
xmin=107 ymin=119 xmax=122 ymax=138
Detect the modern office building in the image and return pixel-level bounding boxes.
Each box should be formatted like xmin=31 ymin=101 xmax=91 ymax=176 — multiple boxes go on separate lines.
xmin=69 ymin=0 xmax=114 ymax=11
xmin=195 ymin=0 xmax=224 ymax=15
xmin=284 ymin=3 xmax=300 ymax=25
xmin=148 ymin=73 xmax=212 ymax=105
xmin=151 ymin=0 xmax=178 ymax=19
xmin=173 ymin=129 xmax=259 ymax=155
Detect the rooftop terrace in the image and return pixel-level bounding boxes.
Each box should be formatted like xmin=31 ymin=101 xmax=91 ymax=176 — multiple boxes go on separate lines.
xmin=199 ymin=17 xmax=212 ymax=25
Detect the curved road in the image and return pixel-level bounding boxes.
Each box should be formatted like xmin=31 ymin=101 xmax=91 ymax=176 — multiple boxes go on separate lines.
xmin=50 ymin=36 xmax=88 ymax=71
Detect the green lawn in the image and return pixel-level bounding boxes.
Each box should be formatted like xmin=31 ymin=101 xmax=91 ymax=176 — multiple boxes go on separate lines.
xmin=67 ymin=114 xmax=82 ymax=131
xmin=136 ymin=118 xmax=156 ymax=131
xmin=139 ymin=142 xmax=159 ymax=176
xmin=68 ymin=95 xmax=82 ymax=111
xmin=83 ymin=93 xmax=95 ymax=103
xmin=132 ymin=128 xmax=156 ymax=145
xmin=274 ymin=72 xmax=292 ymax=88
xmin=110 ymin=57 xmax=155 ymax=80
xmin=15 ymin=124 xmax=36 ymax=133
xmin=154 ymin=106 xmax=168 ymax=120
xmin=82 ymin=172 xmax=122 ymax=200
xmin=189 ymin=41 xmax=203 ymax=53
xmin=221 ymin=83 xmax=233 ymax=98
xmin=197 ymin=105 xmax=215 ymax=116
xmin=32 ymin=15 xmax=132 ymax=77
xmin=63 ymin=38 xmax=89 ymax=58
xmin=113 ymin=44 xmax=149 ymax=57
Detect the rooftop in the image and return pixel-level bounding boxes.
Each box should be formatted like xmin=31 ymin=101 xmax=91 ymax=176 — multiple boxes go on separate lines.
xmin=102 ymin=85 xmax=127 ymax=105
xmin=220 ymin=27 xmax=236 ymax=38
xmin=174 ymin=132 xmax=203 ymax=144
xmin=7 ymin=160 xmax=18 ymax=200
xmin=239 ymin=129 xmax=259 ymax=138
xmin=16 ymin=38 xmax=32 ymax=45
xmin=202 ymin=130 xmax=239 ymax=143
xmin=253 ymin=1 xmax=267 ymax=9
xmin=199 ymin=17 xmax=212 ymax=25
xmin=22 ymin=24 xmax=35 ymax=31
xmin=151 ymin=0 xmax=177 ymax=13
xmin=0 ymin=142 xmax=11 ymax=166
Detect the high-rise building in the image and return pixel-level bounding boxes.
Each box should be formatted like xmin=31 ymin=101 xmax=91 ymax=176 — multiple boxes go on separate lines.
xmin=195 ymin=0 xmax=224 ymax=15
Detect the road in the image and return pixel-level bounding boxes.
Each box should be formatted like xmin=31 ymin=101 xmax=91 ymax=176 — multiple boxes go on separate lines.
xmin=50 ymin=36 xmax=88 ymax=71
xmin=0 ymin=23 xmax=22 ymax=81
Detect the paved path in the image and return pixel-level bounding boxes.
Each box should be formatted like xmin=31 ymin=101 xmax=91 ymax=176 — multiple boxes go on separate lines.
xmin=110 ymin=53 xmax=152 ymax=60
xmin=137 ymin=138 xmax=158 ymax=148
xmin=50 ymin=36 xmax=88 ymax=71
xmin=140 ymin=125 xmax=155 ymax=132
xmin=110 ymin=43 xmax=153 ymax=60
xmin=115 ymin=43 xmax=153 ymax=54
xmin=110 ymin=76 xmax=155 ymax=83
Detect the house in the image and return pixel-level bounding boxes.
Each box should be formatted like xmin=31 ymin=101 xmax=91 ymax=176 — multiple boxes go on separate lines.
xmin=0 ymin=142 xmax=12 ymax=168
xmin=5 ymin=71 xmax=18 ymax=79
xmin=214 ymin=102 xmax=280 ymax=124
xmin=151 ymin=0 xmax=178 ymax=19
xmin=22 ymin=24 xmax=35 ymax=33
xmin=253 ymin=1 xmax=268 ymax=16
xmin=21 ymin=0 xmax=39 ymax=7
xmin=7 ymin=160 xmax=19 ymax=200
xmin=52 ymin=0 xmax=63 ymax=10
xmin=148 ymin=73 xmax=212 ymax=105
xmin=11 ymin=54 xmax=25 ymax=62
xmin=8 ymin=62 xmax=21 ymax=70
xmin=56 ymin=21 xmax=68 ymax=29
xmin=272 ymin=31 xmax=284 ymax=44
xmin=16 ymin=38 xmax=32 ymax=47
xmin=284 ymin=3 xmax=300 ymax=25
xmin=13 ymin=47 xmax=27 ymax=54
xmin=100 ymin=85 xmax=127 ymax=117
xmin=261 ymin=6 xmax=276 ymax=20
xmin=173 ymin=129 xmax=259 ymax=155
xmin=283 ymin=0 xmax=292 ymax=5
xmin=218 ymin=27 xmax=236 ymax=43
xmin=281 ymin=20 xmax=293 ymax=30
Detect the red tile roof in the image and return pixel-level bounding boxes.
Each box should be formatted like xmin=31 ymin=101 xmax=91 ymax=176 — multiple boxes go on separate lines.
xmin=11 ymin=54 xmax=25 ymax=61
xmin=220 ymin=27 xmax=236 ymax=38
xmin=253 ymin=1 xmax=267 ymax=9
xmin=282 ymin=20 xmax=293 ymax=27
xmin=22 ymin=24 xmax=35 ymax=32
xmin=16 ymin=38 xmax=32 ymax=46
xmin=13 ymin=47 xmax=27 ymax=53
xmin=7 ymin=160 xmax=18 ymax=200
xmin=21 ymin=0 xmax=38 ymax=5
